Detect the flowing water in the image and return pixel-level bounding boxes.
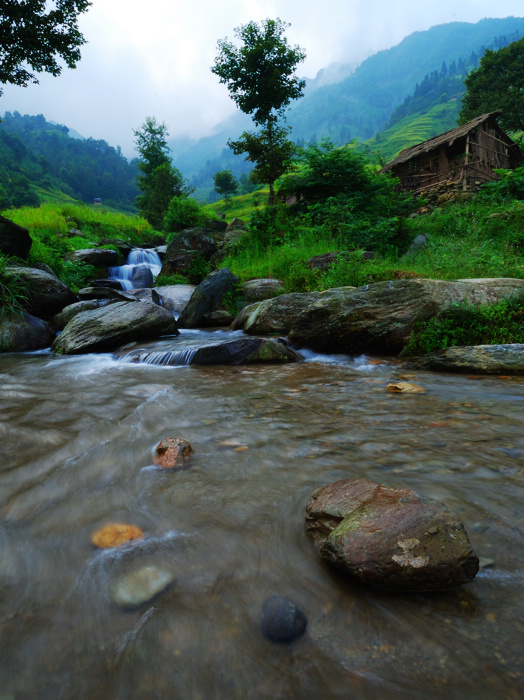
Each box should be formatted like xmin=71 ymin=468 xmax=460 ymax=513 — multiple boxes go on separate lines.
xmin=1 ymin=330 xmax=523 ymax=699
xmin=109 ymin=249 xmax=162 ymax=290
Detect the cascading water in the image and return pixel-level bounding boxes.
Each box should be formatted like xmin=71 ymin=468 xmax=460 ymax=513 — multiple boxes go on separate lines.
xmin=109 ymin=248 xmax=162 ymax=290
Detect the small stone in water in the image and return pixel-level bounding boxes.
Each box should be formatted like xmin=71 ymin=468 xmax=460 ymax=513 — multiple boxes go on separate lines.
xmin=154 ymin=437 xmax=193 ymax=469
xmin=111 ymin=565 xmax=174 ymax=608
xmin=91 ymin=523 xmax=143 ymax=549
xmin=261 ymin=595 xmax=307 ymax=643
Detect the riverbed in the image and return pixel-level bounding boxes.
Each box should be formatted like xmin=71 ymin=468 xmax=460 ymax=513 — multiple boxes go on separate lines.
xmin=1 ymin=331 xmax=523 ymax=699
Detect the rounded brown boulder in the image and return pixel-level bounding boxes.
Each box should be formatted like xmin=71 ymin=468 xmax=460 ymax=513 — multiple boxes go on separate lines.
xmin=305 ymin=478 xmax=479 ymax=591
xmin=154 ymin=437 xmax=193 ymax=469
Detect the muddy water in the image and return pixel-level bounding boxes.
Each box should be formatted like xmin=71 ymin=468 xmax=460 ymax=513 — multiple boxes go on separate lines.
xmin=0 ymin=333 xmax=523 ymax=699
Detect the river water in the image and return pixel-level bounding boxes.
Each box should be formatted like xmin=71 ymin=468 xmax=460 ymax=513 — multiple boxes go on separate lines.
xmin=1 ymin=330 xmax=523 ymax=699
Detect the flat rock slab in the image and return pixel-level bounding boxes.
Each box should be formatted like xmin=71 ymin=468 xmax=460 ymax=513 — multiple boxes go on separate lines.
xmin=121 ymin=337 xmax=304 ymax=366
xmin=306 ymin=478 xmax=479 ymax=591
xmin=407 ymin=344 xmax=524 ymax=375
xmin=52 ymin=300 xmax=178 ymax=354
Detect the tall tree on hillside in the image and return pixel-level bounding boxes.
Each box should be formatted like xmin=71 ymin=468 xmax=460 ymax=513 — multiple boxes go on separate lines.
xmin=213 ymin=169 xmax=239 ymax=201
xmin=134 ymin=117 xmax=192 ymax=228
xmin=211 ymin=18 xmax=305 ymax=205
xmin=0 ymin=0 xmax=91 ymax=95
xmin=459 ymin=38 xmax=524 ymax=133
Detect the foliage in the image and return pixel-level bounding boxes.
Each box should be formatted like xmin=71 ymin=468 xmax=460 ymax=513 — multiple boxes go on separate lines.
xmin=154 ymin=272 xmax=188 ymax=286
xmin=403 ymin=294 xmax=524 ymax=355
xmin=0 ymin=111 xmax=139 ymax=209
xmin=280 ymin=140 xmax=413 ymax=253
xmin=212 ymin=18 xmax=305 ymax=204
xmin=213 ymin=170 xmax=239 ymax=201
xmin=163 ymin=196 xmax=210 ymax=235
xmin=186 ymin=255 xmax=211 ymax=285
xmin=478 ymin=166 xmax=524 ymax=202
xmin=459 ymin=37 xmax=524 ymax=133
xmin=0 ymin=254 xmax=32 ymax=319
xmin=0 ymin=0 xmax=91 ymax=95
xmin=134 ymin=117 xmax=192 ymax=228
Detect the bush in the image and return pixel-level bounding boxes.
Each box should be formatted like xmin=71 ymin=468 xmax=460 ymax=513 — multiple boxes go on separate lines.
xmin=164 ymin=196 xmax=209 ymax=235
xmin=0 ymin=254 xmax=33 ymax=319
xmin=403 ymin=294 xmax=524 ymax=355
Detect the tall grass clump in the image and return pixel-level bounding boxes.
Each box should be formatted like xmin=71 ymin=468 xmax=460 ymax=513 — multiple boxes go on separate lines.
xmin=0 ymin=254 xmax=33 ymax=319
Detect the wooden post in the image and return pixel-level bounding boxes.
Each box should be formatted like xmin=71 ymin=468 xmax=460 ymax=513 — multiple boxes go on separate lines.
xmin=463 ymin=133 xmax=470 ymax=191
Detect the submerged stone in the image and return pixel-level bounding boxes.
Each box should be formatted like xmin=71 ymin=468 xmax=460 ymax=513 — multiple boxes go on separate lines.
xmin=154 ymin=437 xmax=193 ymax=469
xmin=261 ymin=595 xmax=307 ymax=643
xmin=91 ymin=523 xmax=144 ymax=549
xmin=111 ymin=565 xmax=174 ymax=608
xmin=306 ymin=478 xmax=479 ymax=591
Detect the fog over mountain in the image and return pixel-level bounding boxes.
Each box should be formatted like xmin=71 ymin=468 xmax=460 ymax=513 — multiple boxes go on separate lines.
xmin=1 ymin=0 xmax=524 ymax=158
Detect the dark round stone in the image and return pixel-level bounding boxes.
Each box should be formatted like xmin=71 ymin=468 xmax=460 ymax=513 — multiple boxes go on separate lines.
xmin=261 ymin=595 xmax=307 ymax=643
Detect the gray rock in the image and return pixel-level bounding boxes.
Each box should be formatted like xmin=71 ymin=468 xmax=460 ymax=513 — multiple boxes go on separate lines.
xmin=64 ymin=248 xmax=119 ymax=267
xmin=130 ymin=264 xmax=154 ymax=289
xmin=52 ymin=300 xmax=178 ymax=354
xmin=153 ymin=284 xmax=196 ymax=315
xmin=98 ymin=238 xmax=133 ymax=256
xmin=289 ymin=278 xmax=524 ymax=355
xmin=402 ymin=234 xmax=429 ymax=258
xmin=205 ymin=219 xmax=228 ymax=232
xmin=178 ymin=268 xmax=239 ymax=328
xmin=261 ymin=595 xmax=307 ymax=642
xmin=78 ymin=286 xmax=138 ymax=302
xmin=5 ymin=266 xmax=76 ymax=319
xmin=110 ymin=565 xmax=174 ymax=608
xmin=0 ymin=216 xmax=32 ymax=259
xmin=306 ymin=478 xmax=479 ymax=591
xmin=0 ymin=311 xmax=55 ymax=352
xmin=121 ymin=336 xmax=303 ymax=366
xmin=231 ymin=292 xmax=322 ymax=335
xmin=200 ymin=309 xmax=235 ymax=326
xmin=243 ymin=278 xmax=286 ymax=302
xmin=407 ymin=344 xmax=524 ymax=375
xmin=51 ymin=300 xmax=109 ymax=330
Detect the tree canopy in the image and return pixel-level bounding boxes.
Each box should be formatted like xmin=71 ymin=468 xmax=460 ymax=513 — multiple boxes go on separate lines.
xmin=212 ymin=18 xmax=305 ymax=204
xmin=134 ymin=117 xmax=192 ymax=229
xmin=213 ymin=169 xmax=238 ymax=201
xmin=0 ymin=0 xmax=92 ymax=95
xmin=459 ymin=37 xmax=524 ymax=133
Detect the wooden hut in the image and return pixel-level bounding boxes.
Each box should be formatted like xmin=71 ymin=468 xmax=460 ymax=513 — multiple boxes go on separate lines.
xmin=379 ymin=112 xmax=523 ymax=195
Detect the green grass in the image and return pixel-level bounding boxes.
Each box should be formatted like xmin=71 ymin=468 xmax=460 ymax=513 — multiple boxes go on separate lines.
xmin=203 ymin=188 xmax=269 ymax=224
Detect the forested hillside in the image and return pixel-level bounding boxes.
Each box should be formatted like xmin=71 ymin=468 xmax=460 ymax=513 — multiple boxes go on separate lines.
xmin=0 ymin=112 xmax=139 ymax=210
xmin=175 ymin=17 xmax=524 ymax=188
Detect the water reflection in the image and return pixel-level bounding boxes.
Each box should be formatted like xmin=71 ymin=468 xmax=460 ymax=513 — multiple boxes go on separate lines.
xmin=0 ymin=345 xmax=523 ymax=699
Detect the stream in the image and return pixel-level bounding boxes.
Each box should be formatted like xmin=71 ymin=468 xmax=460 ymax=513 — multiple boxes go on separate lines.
xmin=1 ymin=328 xmax=523 ymax=699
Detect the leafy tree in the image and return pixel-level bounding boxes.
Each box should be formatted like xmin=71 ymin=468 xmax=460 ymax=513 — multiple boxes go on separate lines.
xmin=163 ymin=196 xmax=209 ymax=234
xmin=211 ymin=18 xmax=305 ymax=204
xmin=0 ymin=0 xmax=91 ymax=95
xmin=459 ymin=38 xmax=524 ymax=132
xmin=213 ymin=169 xmax=239 ymax=201
xmin=134 ymin=117 xmax=192 ymax=228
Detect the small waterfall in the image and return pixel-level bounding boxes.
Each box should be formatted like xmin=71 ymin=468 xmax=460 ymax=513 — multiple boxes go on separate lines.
xmin=125 ymin=347 xmax=199 ymax=366
xmin=109 ymin=248 xmax=162 ymax=290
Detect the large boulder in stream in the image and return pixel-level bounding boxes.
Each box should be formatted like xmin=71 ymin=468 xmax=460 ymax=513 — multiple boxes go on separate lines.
xmin=289 ymin=278 xmax=524 ymax=355
xmin=178 ymin=268 xmax=239 ymax=328
xmin=407 ymin=344 xmax=524 ymax=375
xmin=52 ymin=300 xmax=178 ymax=354
xmin=0 ymin=311 xmax=55 ymax=352
xmin=306 ymin=478 xmax=479 ymax=591
xmin=119 ymin=337 xmax=303 ymax=366
xmin=4 ymin=266 xmax=77 ymax=319
xmin=161 ymin=228 xmax=218 ymax=277
xmin=0 ymin=216 xmax=32 ymax=259
xmin=231 ymin=291 xmax=323 ymax=335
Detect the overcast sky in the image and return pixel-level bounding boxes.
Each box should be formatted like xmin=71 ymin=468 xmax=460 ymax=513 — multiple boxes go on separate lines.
xmin=1 ymin=0 xmax=523 ymax=158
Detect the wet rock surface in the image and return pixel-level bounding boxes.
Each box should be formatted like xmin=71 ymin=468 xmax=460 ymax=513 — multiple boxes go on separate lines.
xmin=65 ymin=248 xmax=119 ymax=267
xmin=0 ymin=311 xmax=55 ymax=352
xmin=231 ymin=291 xmax=322 ymax=335
xmin=178 ymin=268 xmax=239 ymax=328
xmin=52 ymin=300 xmax=178 ymax=354
xmin=261 ymin=595 xmax=307 ymax=642
xmin=289 ymin=278 xmax=524 ymax=355
xmin=407 ymin=344 xmax=524 ymax=375
xmin=110 ymin=565 xmax=175 ymax=609
xmin=243 ymin=278 xmax=286 ymax=302
xmin=306 ymin=478 xmax=479 ymax=591
xmin=154 ymin=438 xmax=193 ymax=469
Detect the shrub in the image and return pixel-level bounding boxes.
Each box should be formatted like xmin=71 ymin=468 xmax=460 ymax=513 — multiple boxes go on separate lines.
xmin=0 ymin=254 xmax=33 ymax=319
xmin=402 ymin=294 xmax=524 ymax=355
xmin=164 ymin=196 xmax=209 ymax=235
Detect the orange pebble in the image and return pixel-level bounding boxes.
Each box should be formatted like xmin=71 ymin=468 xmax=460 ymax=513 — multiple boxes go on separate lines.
xmin=91 ymin=523 xmax=143 ymax=549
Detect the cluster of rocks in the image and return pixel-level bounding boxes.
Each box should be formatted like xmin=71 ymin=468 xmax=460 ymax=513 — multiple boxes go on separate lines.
xmin=414 ymin=181 xmax=475 ymax=214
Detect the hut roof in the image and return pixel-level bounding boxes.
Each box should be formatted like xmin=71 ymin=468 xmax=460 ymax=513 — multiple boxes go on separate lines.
xmin=379 ymin=111 xmax=520 ymax=173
